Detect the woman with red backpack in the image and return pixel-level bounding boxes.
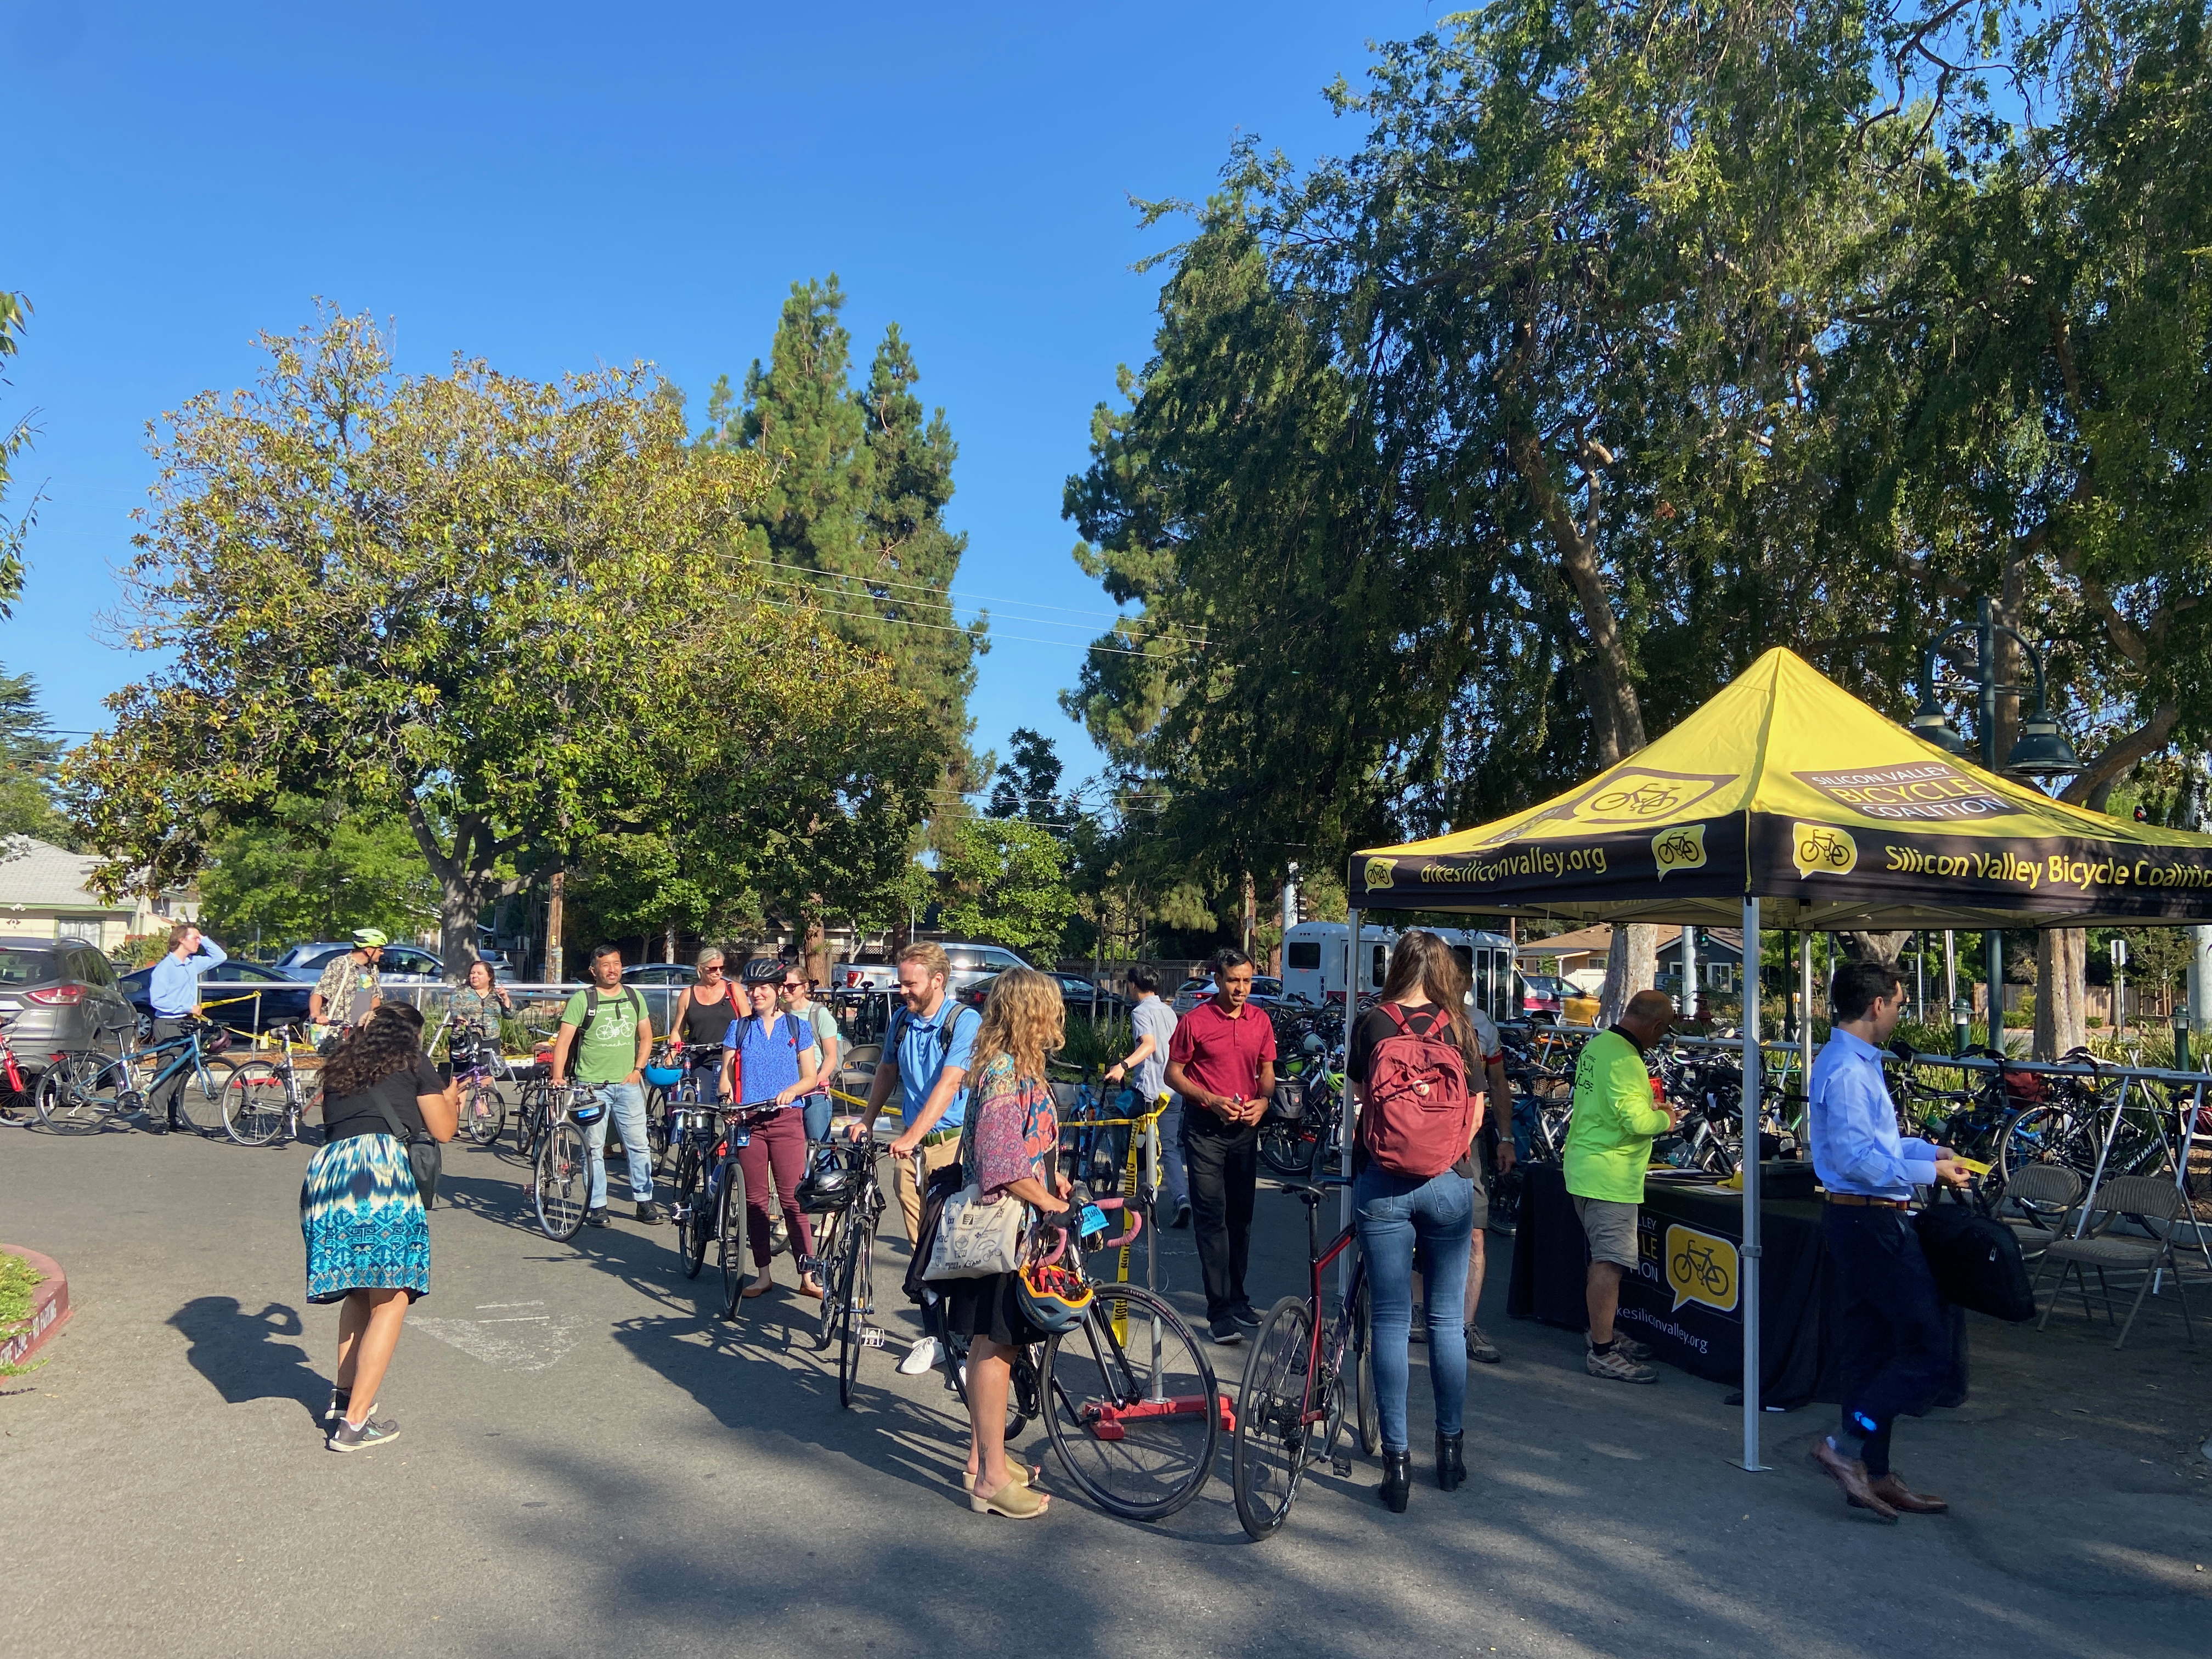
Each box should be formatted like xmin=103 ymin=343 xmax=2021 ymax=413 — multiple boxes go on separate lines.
xmin=1347 ymin=929 xmax=1482 ymax=1513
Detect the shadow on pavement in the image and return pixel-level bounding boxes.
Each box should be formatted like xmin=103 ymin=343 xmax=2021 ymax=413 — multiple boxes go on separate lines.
xmin=167 ymin=1295 xmax=325 ymax=1421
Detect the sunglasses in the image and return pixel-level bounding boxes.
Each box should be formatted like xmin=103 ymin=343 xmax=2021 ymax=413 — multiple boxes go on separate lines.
xmin=781 ymin=981 xmax=805 ymax=992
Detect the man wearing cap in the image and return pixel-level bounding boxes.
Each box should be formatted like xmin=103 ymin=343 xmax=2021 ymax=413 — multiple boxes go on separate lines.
xmin=311 ymin=929 xmax=387 ymax=1034
xmin=1561 ymin=989 xmax=1681 ymax=1383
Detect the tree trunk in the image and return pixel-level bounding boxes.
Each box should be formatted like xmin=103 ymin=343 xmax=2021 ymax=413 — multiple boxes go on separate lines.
xmin=545 ymin=868 xmax=566 ymax=984
xmin=803 ymin=916 xmax=830 ymax=989
xmin=1837 ymin=931 xmax=1912 ymax=967
xmin=2033 ymin=929 xmax=2087 ymax=1060
xmin=1597 ymin=925 xmax=1657 ymax=1029
xmin=404 ymin=803 xmax=524 ymax=972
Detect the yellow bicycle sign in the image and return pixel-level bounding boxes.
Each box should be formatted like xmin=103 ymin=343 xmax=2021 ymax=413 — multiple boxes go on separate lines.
xmin=1652 ymin=822 xmax=1707 ymax=879
xmin=1664 ymin=1223 xmax=1740 ymax=1313
xmin=1791 ymin=822 xmax=1858 ymax=879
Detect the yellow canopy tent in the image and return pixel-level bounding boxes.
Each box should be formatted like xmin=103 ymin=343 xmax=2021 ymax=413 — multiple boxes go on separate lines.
xmin=1350 ymin=647 xmax=2212 ymax=928
xmin=1342 ymin=647 xmax=2212 ymax=1474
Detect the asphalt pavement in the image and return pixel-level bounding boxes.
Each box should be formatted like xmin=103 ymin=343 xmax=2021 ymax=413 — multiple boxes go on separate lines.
xmin=2 ymin=1120 xmax=2207 ymax=1659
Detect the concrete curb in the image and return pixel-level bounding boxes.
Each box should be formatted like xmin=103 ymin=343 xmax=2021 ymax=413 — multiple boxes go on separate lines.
xmin=1 ymin=1244 xmax=71 ymax=1371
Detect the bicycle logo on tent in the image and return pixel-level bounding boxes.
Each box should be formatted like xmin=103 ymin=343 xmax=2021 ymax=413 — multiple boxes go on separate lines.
xmin=1652 ymin=822 xmax=1707 ymax=879
xmin=1541 ymin=767 xmax=1737 ymax=830
xmin=1363 ymin=857 xmax=1397 ymax=891
xmin=1664 ymin=1223 xmax=1740 ymax=1314
xmin=1791 ymin=822 xmax=1859 ymax=879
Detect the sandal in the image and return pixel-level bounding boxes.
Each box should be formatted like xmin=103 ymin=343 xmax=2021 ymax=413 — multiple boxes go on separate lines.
xmin=797 ymin=1277 xmax=824 ymax=1300
xmin=961 ymin=1463 xmax=1042 ymax=1493
xmin=970 ymin=1476 xmax=1048 ymax=1519
xmin=741 ymin=1277 xmax=775 ymax=1299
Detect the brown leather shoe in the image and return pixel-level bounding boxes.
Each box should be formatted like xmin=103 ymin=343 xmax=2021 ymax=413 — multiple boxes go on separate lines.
xmin=1809 ymin=1438 xmax=1899 ymax=1522
xmin=1870 ymin=1472 xmax=1948 ymax=1514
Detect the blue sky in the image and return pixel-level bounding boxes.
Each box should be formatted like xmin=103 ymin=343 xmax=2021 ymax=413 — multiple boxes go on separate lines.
xmin=3 ymin=0 xmax=1441 ymax=793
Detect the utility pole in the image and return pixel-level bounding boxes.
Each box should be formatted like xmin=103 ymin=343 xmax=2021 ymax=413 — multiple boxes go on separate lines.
xmin=1241 ymin=870 xmax=1255 ymax=961
xmin=546 ymin=868 xmax=566 ymax=984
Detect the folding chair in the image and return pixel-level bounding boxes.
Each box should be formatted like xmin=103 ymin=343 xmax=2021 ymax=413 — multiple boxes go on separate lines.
xmin=2034 ymin=1175 xmax=2196 ymax=1350
xmin=2000 ymin=1164 xmax=2082 ymax=1266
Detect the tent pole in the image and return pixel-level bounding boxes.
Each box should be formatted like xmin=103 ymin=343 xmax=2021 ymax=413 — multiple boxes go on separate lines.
xmin=1798 ymin=932 xmax=1815 ymax=1137
xmin=1735 ymin=895 xmax=1769 ymax=1471
xmin=1341 ymin=907 xmax=1361 ymax=1295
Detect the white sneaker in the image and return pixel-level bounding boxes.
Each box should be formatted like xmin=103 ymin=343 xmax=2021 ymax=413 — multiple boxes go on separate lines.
xmin=898 ymin=1336 xmax=943 ymax=1376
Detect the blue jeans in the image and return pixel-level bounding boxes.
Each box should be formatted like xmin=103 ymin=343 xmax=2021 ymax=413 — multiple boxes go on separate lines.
xmin=1355 ymin=1163 xmax=1475 ymax=1453
xmin=800 ymin=1091 xmax=833 ymax=1147
xmin=583 ymin=1081 xmax=654 ymax=1208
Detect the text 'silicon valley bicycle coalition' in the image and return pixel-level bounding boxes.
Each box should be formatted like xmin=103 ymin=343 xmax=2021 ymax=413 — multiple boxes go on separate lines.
xmin=1664 ymin=1223 xmax=1740 ymax=1314
xmin=1652 ymin=822 xmax=1707 ymax=879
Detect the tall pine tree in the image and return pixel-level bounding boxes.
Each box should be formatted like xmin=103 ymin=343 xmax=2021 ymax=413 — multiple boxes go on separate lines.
xmin=704 ymin=276 xmax=982 ymax=782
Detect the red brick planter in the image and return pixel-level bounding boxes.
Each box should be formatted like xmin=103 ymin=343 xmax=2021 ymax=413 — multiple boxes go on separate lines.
xmin=0 ymin=1245 xmax=70 ymax=1371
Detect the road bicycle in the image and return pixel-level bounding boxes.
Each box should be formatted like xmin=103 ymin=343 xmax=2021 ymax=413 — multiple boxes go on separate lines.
xmin=666 ymin=1085 xmax=759 ymax=1317
xmin=808 ymin=1135 xmax=888 ymax=1406
xmin=533 ymin=1084 xmax=611 ymax=1241
xmin=218 ymin=1024 xmax=323 ymax=1147
xmin=935 ymin=1189 xmax=1223 ymax=1522
xmin=1231 ymin=1175 xmax=1378 ymax=1541
xmin=36 ymin=1014 xmax=230 ymax=1136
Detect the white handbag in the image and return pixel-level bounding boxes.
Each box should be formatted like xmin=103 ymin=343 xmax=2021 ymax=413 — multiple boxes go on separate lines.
xmin=923 ymin=1183 xmax=1026 ymax=1280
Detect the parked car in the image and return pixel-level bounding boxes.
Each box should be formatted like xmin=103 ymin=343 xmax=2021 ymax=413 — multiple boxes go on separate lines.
xmin=620 ymin=962 xmax=699 ymax=1035
xmin=957 ymin=969 xmax=1131 ymax=1016
xmin=117 ymin=958 xmax=315 ymax=1034
xmin=835 ymin=957 xmax=900 ymax=992
xmin=940 ymin=941 xmax=1036 ymax=996
xmin=2 ymin=941 xmax=145 ymax=1076
xmin=1515 ymin=972 xmax=1599 ymax=1025
xmin=274 ymin=941 xmax=448 ymax=984
xmin=1171 ymin=973 xmax=1288 ymax=1014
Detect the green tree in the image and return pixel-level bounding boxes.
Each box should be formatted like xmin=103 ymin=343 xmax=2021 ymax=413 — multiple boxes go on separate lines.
xmin=197 ymin=797 xmax=439 ymax=948
xmin=703 ymin=276 xmax=985 ymax=768
xmin=65 ymin=308 xmax=933 ymax=965
xmin=0 ymin=667 xmax=69 ymax=846
xmin=0 ymin=289 xmax=36 ymax=617
xmin=986 ymin=727 xmax=1074 ymax=829
xmin=936 ymin=818 xmax=1077 ymax=952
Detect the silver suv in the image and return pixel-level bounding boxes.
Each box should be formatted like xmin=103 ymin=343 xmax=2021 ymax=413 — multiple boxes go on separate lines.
xmin=941 ymin=942 xmax=1034 ymax=996
xmin=0 ymin=940 xmax=138 ymax=1080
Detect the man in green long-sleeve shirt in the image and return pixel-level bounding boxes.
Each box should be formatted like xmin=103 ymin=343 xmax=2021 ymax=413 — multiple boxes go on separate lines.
xmin=1563 ymin=989 xmax=1680 ymax=1383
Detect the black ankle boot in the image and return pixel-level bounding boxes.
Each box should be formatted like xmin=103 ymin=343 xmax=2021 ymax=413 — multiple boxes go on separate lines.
xmin=1380 ymin=1449 xmax=1412 ymax=1513
xmin=1436 ymin=1431 xmax=1466 ymax=1491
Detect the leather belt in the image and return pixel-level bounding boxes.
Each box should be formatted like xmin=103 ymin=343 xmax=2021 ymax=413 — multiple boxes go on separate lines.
xmin=1825 ymin=1193 xmax=1909 ymax=1209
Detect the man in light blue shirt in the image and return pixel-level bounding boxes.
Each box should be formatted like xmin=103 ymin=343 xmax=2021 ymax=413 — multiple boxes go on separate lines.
xmin=144 ymin=922 xmax=227 ymax=1134
xmin=1807 ymin=959 xmax=1967 ymax=1522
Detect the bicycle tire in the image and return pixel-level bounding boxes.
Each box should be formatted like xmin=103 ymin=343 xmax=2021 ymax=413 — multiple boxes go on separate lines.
xmin=221 ymin=1059 xmax=292 ymax=1147
xmin=1042 ymin=1280 xmax=1218 ymax=1521
xmin=534 ymin=1120 xmax=589 ymax=1240
xmin=171 ymin=1056 xmax=229 ymax=1135
xmin=719 ymin=1164 xmax=751 ymax=1318
xmin=34 ymin=1054 xmax=120 ymax=1135
xmin=1352 ymin=1277 xmax=1379 ymax=1459
xmin=812 ymin=1204 xmax=849 ymax=1353
xmin=1233 ymin=1295 xmax=1316 ymax=1541
xmin=673 ymin=1147 xmax=708 ymax=1280
xmin=1997 ymin=1104 xmax=2094 ymax=1186
xmin=464 ymin=1080 xmax=508 ymax=1147
xmin=1260 ymin=1122 xmax=1320 ymax=1180
xmin=837 ymin=1215 xmax=876 ymax=1410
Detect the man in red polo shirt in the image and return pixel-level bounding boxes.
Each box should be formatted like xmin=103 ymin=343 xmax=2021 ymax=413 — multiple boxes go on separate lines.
xmin=1165 ymin=949 xmax=1278 ymax=1344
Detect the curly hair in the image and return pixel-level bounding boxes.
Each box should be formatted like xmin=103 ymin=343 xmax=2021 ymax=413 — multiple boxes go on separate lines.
xmin=967 ymin=966 xmax=1065 ymax=1086
xmin=321 ymin=1002 xmax=427 ymax=1099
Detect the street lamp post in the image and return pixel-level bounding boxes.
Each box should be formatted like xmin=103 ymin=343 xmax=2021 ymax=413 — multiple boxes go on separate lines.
xmin=1911 ymin=597 xmax=2081 ymax=1052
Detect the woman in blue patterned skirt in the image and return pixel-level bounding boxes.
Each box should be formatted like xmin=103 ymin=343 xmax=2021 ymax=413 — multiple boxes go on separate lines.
xmin=302 ymin=1002 xmax=456 ymax=1451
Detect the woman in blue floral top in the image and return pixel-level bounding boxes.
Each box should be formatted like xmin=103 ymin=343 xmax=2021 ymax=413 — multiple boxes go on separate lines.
xmin=945 ymin=967 xmax=1073 ymax=1520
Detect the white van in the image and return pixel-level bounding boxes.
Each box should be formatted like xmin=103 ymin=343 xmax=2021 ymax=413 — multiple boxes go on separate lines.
xmin=1279 ymin=922 xmax=1516 ymax=1018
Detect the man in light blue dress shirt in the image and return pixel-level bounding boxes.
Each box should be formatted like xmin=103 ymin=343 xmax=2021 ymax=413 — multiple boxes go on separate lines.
xmin=144 ymin=921 xmax=228 ymax=1134
xmin=1807 ymin=959 xmax=1968 ymax=1522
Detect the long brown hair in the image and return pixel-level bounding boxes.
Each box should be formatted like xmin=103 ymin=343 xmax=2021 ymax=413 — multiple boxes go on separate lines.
xmin=1378 ymin=930 xmax=1475 ymax=1060
xmin=967 ymin=967 xmax=1065 ymax=1085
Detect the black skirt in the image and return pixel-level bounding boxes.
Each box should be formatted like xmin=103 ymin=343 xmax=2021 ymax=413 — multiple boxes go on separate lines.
xmin=941 ymin=1270 xmax=1048 ymax=1349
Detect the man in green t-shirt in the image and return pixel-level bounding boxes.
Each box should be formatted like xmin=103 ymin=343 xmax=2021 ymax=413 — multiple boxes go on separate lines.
xmin=1562 ymin=989 xmax=1680 ymax=1383
xmin=551 ymin=943 xmax=658 ymax=1228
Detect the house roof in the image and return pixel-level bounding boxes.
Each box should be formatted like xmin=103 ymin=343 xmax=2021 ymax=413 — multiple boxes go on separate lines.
xmin=0 ymin=838 xmax=133 ymax=912
xmin=1517 ymin=923 xmax=1744 ymax=962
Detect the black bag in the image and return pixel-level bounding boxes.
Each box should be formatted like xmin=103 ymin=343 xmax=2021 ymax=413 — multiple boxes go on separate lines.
xmin=1262 ymin=1077 xmax=1308 ymax=1124
xmin=1914 ymin=1187 xmax=2035 ymax=1322
xmin=371 ymin=1091 xmax=443 ymax=1211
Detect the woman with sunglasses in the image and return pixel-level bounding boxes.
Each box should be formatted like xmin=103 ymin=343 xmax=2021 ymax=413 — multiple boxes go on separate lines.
xmin=778 ymin=968 xmax=841 ymax=1145
xmin=667 ymin=947 xmax=741 ymax=1102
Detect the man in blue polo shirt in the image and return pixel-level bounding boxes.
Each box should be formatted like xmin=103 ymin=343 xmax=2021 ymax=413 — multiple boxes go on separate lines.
xmin=856 ymin=940 xmax=980 ymax=1375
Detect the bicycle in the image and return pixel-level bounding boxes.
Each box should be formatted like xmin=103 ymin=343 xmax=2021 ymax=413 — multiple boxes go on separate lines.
xmin=691 ymin=1107 xmax=765 ymax=1317
xmin=218 ymin=1024 xmax=323 ymax=1147
xmin=935 ymin=1188 xmax=1223 ymax=1522
xmin=533 ymin=1084 xmax=610 ymax=1241
xmin=38 ymin=1014 xmax=231 ymax=1136
xmin=665 ymin=1072 xmax=745 ymax=1306
xmin=1231 ymin=1175 xmax=1378 ymax=1541
xmin=1262 ymin=1063 xmax=1344 ymax=1181
xmin=448 ymin=1020 xmax=517 ymax=1147
xmin=808 ymin=1134 xmax=889 ymax=1406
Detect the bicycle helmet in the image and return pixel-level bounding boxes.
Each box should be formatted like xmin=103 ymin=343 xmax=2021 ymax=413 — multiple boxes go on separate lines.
xmin=641 ymin=1062 xmax=684 ymax=1087
xmin=738 ymin=957 xmax=786 ymax=986
xmin=352 ymin=927 xmax=390 ymax=949
xmin=795 ymin=1149 xmax=854 ymax=1212
xmin=1015 ymin=1259 xmax=1092 ymax=1334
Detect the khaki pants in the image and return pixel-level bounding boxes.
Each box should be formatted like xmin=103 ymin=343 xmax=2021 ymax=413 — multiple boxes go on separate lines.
xmin=895 ymin=1135 xmax=962 ymax=1244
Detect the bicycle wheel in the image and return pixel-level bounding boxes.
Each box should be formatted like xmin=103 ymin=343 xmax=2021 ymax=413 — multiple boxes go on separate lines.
xmin=221 ymin=1060 xmax=292 ymax=1147
xmin=719 ymin=1164 xmax=751 ymax=1317
xmin=172 ymin=1057 xmax=228 ymax=1135
xmin=812 ymin=1204 xmax=849 ymax=1352
xmin=1352 ymin=1278 xmax=1379 ymax=1459
xmin=645 ymin=1093 xmax=671 ymax=1171
xmin=1997 ymin=1104 xmax=2095 ymax=1186
xmin=34 ymin=1054 xmax=120 ymax=1135
xmin=464 ymin=1080 xmax=508 ymax=1147
xmin=1232 ymin=1295 xmax=1317 ymax=1541
xmin=673 ymin=1147 xmax=708 ymax=1280
xmin=534 ymin=1120 xmax=589 ymax=1240
xmin=1042 ymin=1281 xmax=1219 ymax=1521
xmin=1260 ymin=1121 xmax=1320 ymax=1180
xmin=837 ymin=1214 xmax=877 ymax=1409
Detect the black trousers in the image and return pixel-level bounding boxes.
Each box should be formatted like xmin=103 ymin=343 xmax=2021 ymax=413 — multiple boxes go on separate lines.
xmin=149 ymin=1017 xmax=193 ymax=1124
xmin=1181 ymin=1110 xmax=1259 ymax=1322
xmin=1822 ymin=1205 xmax=1951 ymax=1478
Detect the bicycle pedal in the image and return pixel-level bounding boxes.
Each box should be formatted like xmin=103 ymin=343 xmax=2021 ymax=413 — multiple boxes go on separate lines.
xmin=857 ymin=1327 xmax=888 ymax=1348
xmin=1331 ymin=1454 xmax=1352 ymax=1476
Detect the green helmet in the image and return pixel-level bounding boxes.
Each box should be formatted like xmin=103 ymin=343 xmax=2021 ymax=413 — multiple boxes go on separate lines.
xmin=352 ymin=928 xmax=390 ymax=949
